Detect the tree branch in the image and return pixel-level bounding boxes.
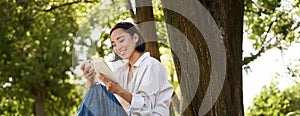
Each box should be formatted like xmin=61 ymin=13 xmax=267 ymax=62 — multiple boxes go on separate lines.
xmin=261 ymin=16 xmax=279 ymax=45
xmin=242 ymin=41 xmax=277 ymax=66
xmin=243 ymin=20 xmax=294 ymax=66
xmin=243 ymin=17 xmax=278 ymax=65
xmin=242 ymin=8 xmax=295 ymax=66
xmin=41 ymin=0 xmax=98 ymax=12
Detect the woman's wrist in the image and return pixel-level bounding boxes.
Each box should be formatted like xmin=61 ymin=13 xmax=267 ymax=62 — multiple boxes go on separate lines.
xmin=86 ymin=79 xmax=97 ymax=88
xmin=118 ymin=88 xmax=132 ymax=104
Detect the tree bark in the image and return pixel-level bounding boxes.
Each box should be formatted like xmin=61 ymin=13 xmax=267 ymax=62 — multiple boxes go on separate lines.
xmin=33 ymin=90 xmax=46 ymax=116
xmin=135 ymin=0 xmax=160 ymax=60
xmin=162 ymin=0 xmax=244 ymax=115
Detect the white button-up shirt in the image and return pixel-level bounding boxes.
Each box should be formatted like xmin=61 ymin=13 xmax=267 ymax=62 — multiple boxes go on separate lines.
xmin=114 ymin=52 xmax=174 ymax=116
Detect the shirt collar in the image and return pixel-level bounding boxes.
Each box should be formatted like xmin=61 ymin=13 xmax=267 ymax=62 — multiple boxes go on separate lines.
xmin=132 ymin=52 xmax=150 ymax=67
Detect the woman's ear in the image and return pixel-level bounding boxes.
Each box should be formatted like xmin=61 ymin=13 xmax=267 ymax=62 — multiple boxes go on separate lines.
xmin=133 ymin=33 xmax=139 ymax=43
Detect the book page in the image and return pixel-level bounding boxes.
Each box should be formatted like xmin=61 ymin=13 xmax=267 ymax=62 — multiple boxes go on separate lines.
xmin=82 ymin=59 xmax=116 ymax=82
xmin=92 ymin=59 xmax=116 ymax=82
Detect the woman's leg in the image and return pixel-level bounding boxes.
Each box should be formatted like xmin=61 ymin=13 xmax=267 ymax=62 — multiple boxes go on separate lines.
xmin=77 ymin=84 xmax=127 ymax=116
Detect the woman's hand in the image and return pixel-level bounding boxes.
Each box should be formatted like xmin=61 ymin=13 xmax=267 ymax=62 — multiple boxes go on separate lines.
xmin=98 ymin=74 xmax=122 ymax=94
xmin=81 ymin=64 xmax=97 ymax=88
xmin=99 ymin=74 xmax=132 ymax=103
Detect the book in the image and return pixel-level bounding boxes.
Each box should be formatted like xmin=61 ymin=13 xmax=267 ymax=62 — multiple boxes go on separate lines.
xmin=81 ymin=59 xmax=116 ymax=82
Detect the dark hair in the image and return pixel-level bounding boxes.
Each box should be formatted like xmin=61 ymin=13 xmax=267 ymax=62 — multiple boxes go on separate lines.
xmin=110 ymin=22 xmax=146 ymax=60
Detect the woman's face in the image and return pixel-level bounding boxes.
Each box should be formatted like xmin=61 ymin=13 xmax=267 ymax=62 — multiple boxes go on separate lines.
xmin=110 ymin=28 xmax=138 ymax=59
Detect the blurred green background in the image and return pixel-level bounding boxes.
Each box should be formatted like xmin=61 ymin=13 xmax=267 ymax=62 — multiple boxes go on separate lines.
xmin=0 ymin=0 xmax=300 ymax=115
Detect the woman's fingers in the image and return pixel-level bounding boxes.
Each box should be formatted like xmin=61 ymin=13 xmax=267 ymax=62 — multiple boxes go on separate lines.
xmin=98 ymin=74 xmax=110 ymax=85
xmin=84 ymin=66 xmax=91 ymax=74
xmin=80 ymin=64 xmax=96 ymax=80
xmin=80 ymin=64 xmax=98 ymax=88
xmin=85 ymin=70 xmax=95 ymax=80
xmin=82 ymin=65 xmax=92 ymax=76
xmin=87 ymin=71 xmax=96 ymax=79
xmin=99 ymin=73 xmax=110 ymax=83
xmin=98 ymin=74 xmax=120 ymax=93
xmin=80 ymin=64 xmax=85 ymax=71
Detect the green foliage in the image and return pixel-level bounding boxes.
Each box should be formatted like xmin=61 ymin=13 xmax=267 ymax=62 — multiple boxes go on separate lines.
xmin=0 ymin=0 xmax=97 ymax=115
xmin=246 ymin=82 xmax=289 ymax=116
xmin=284 ymin=82 xmax=300 ymax=115
xmin=247 ymin=60 xmax=300 ymax=116
xmin=286 ymin=59 xmax=300 ymax=78
xmin=247 ymin=60 xmax=300 ymax=115
xmin=243 ymin=0 xmax=300 ymax=66
xmin=244 ymin=0 xmax=300 ymax=115
xmin=73 ymin=0 xmax=130 ymax=62
xmin=246 ymin=81 xmax=300 ymax=116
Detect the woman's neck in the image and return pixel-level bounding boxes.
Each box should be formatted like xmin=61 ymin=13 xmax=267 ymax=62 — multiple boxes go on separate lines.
xmin=128 ymin=51 xmax=143 ymax=67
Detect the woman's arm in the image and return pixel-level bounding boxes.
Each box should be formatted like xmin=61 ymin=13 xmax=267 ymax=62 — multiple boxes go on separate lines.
xmin=128 ymin=63 xmax=174 ymax=115
xmin=99 ymin=74 xmax=133 ymax=103
xmin=99 ymin=62 xmax=174 ymax=115
xmin=152 ymin=81 xmax=174 ymax=115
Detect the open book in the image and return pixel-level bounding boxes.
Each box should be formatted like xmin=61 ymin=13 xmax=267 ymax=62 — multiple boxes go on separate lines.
xmin=81 ymin=59 xmax=116 ymax=82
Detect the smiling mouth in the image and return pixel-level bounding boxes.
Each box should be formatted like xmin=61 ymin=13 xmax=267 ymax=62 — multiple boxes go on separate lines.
xmin=120 ymin=49 xmax=126 ymax=56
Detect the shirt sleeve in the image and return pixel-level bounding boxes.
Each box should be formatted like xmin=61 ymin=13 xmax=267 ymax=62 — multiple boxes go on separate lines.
xmin=128 ymin=62 xmax=174 ymax=116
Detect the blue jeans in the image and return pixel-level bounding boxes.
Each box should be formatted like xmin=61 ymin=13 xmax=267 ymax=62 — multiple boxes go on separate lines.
xmin=77 ymin=84 xmax=127 ymax=116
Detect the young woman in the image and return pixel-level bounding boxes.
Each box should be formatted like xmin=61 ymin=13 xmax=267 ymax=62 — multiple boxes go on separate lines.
xmin=79 ymin=22 xmax=174 ymax=116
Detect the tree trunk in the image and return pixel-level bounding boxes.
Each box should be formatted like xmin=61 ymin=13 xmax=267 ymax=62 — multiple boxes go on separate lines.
xmin=33 ymin=90 xmax=46 ymax=116
xmin=135 ymin=0 xmax=160 ymax=60
xmin=162 ymin=0 xmax=244 ymax=115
